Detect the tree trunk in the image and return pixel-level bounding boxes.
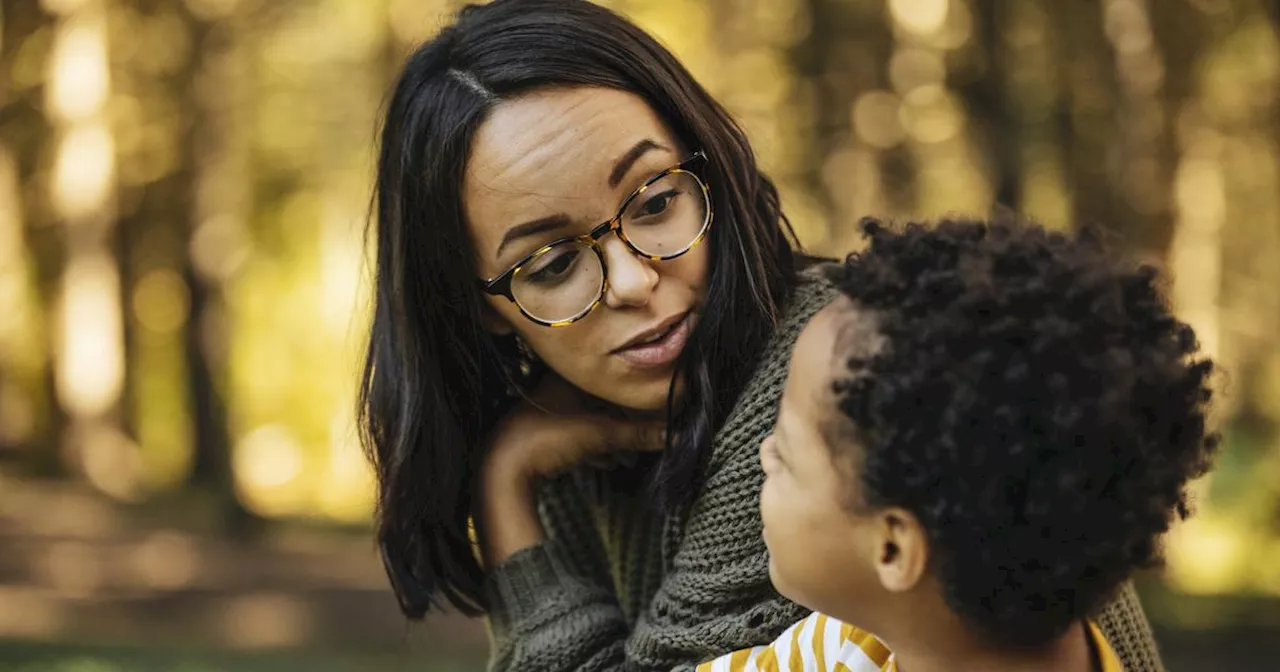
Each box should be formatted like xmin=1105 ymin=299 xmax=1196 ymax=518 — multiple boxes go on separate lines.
xmin=1 ymin=1 xmax=66 ymax=476
xmin=789 ymin=0 xmax=902 ymax=244
xmin=178 ymin=3 xmax=258 ymax=534
xmin=113 ymin=0 xmax=256 ymax=531
xmin=955 ymin=1 xmax=1020 ymax=209
xmin=1044 ymin=1 xmax=1123 ymax=237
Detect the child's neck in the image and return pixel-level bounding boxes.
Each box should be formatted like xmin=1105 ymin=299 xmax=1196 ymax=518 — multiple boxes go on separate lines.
xmin=883 ymin=619 xmax=1094 ymax=672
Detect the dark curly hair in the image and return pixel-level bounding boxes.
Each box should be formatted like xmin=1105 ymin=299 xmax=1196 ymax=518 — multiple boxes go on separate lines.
xmin=823 ymin=216 xmax=1219 ymax=648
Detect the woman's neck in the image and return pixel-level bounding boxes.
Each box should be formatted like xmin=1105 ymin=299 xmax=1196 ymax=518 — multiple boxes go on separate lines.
xmin=885 ymin=620 xmax=1094 ymax=672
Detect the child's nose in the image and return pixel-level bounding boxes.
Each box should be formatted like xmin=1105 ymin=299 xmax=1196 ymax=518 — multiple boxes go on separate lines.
xmin=759 ymin=435 xmax=774 ymax=467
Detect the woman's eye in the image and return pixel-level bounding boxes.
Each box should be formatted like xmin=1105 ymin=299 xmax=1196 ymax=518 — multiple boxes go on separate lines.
xmin=635 ymin=189 xmax=679 ymax=218
xmin=527 ymin=248 xmax=579 ymax=284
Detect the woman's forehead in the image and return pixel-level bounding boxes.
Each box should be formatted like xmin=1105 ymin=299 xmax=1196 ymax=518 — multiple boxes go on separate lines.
xmin=463 ymin=87 xmax=683 ymax=268
xmin=467 ymin=87 xmax=676 ymax=189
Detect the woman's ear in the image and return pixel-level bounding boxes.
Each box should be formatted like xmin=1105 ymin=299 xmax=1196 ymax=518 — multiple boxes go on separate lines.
xmin=480 ymin=302 xmax=515 ymax=336
xmin=872 ymin=508 xmax=929 ymax=593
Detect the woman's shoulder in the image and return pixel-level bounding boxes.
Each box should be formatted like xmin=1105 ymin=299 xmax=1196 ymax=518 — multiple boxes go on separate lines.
xmin=789 ymin=260 xmax=841 ymax=325
xmin=702 ymin=263 xmax=838 ymax=471
xmin=742 ymin=261 xmax=841 ymax=399
xmin=764 ymin=261 xmax=841 ymax=366
xmin=670 ymin=263 xmax=841 ymax=571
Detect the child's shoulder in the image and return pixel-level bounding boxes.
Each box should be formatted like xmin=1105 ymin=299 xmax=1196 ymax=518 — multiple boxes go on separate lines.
xmin=700 ymin=613 xmax=1125 ymax=672
xmin=696 ymin=612 xmax=890 ymax=672
xmin=1087 ymin=621 xmax=1125 ymax=672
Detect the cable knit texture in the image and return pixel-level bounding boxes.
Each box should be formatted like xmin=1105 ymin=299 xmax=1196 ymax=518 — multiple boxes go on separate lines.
xmin=483 ymin=267 xmax=1165 ymax=671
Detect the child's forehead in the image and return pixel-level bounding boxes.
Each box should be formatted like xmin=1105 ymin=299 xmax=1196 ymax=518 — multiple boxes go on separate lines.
xmin=787 ymin=298 xmax=884 ymax=423
xmin=795 ymin=297 xmax=882 ymax=374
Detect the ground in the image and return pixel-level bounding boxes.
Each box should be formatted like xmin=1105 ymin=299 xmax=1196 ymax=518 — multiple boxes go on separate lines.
xmin=1 ymin=476 xmax=1277 ymax=670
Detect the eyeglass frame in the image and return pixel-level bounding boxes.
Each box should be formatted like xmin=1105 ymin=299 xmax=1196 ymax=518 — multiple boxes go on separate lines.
xmin=477 ymin=149 xmax=713 ymax=327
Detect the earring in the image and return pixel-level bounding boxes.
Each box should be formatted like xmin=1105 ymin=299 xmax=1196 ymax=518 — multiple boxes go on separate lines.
xmin=514 ymin=334 xmax=537 ymax=376
xmin=515 ymin=334 xmax=536 ymax=361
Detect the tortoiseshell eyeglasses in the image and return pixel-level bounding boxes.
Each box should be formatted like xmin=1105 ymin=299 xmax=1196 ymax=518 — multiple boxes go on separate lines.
xmin=478 ymin=150 xmax=712 ymax=327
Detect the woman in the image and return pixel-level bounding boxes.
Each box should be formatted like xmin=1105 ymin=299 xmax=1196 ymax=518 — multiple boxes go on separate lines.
xmin=359 ymin=1 xmax=1166 ymax=670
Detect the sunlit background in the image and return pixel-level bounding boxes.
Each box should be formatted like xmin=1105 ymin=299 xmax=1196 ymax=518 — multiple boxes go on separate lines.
xmin=1 ymin=0 xmax=1278 ymax=669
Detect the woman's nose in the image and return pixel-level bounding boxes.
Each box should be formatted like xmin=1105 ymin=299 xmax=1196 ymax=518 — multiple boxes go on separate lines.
xmin=601 ymin=236 xmax=658 ymax=309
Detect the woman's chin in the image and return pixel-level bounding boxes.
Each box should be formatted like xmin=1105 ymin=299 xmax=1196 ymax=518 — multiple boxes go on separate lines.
xmin=584 ymin=372 xmax=682 ymax=416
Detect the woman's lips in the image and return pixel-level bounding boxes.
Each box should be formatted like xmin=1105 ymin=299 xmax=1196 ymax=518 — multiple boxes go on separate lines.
xmin=613 ymin=312 xmax=694 ymax=368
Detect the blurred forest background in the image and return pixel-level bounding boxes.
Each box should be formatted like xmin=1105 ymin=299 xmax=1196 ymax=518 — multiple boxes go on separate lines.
xmin=1 ymin=0 xmax=1278 ymax=669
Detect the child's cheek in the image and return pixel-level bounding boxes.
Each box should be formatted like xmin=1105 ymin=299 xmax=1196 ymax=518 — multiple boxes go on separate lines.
xmin=759 ymin=479 xmax=777 ymax=540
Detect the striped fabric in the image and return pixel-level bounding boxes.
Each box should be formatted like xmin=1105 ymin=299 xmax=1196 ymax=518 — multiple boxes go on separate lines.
xmin=695 ymin=612 xmax=890 ymax=672
xmin=1089 ymin=620 xmax=1125 ymax=672
xmin=697 ymin=612 xmax=1124 ymax=672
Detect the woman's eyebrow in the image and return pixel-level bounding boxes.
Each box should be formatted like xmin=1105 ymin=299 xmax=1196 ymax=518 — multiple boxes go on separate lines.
xmin=608 ymin=138 xmax=668 ymax=188
xmin=496 ymin=213 xmax=573 ymax=260
xmin=495 ymin=139 xmax=671 ymax=261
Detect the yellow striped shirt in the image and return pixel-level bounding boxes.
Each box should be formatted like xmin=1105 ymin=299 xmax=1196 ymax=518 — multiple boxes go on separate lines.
xmin=696 ymin=613 xmax=1123 ymax=672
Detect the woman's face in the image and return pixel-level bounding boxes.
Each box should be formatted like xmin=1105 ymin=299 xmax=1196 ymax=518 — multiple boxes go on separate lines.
xmin=464 ymin=86 xmax=710 ymax=412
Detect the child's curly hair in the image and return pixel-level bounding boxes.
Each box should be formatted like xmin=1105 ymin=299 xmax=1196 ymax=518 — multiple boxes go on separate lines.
xmin=824 ymin=216 xmax=1219 ymax=648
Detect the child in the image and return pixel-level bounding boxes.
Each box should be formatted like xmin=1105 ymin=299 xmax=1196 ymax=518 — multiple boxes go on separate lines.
xmin=699 ymin=217 xmax=1218 ymax=672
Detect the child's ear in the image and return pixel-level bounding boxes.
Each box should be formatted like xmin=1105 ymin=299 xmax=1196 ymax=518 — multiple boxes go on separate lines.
xmin=872 ymin=508 xmax=928 ymax=593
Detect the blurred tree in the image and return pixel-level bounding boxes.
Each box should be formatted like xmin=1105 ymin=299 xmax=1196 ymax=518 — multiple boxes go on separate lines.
xmin=112 ymin=0 xmax=255 ymax=531
xmin=0 ymin=0 xmax=1276 ymax=614
xmin=179 ymin=3 xmax=248 ymax=531
xmin=953 ymin=0 xmax=1019 ymax=209
xmin=788 ymin=0 xmax=903 ymax=248
xmin=1104 ymin=0 xmax=1182 ymax=259
xmin=1192 ymin=1 xmax=1280 ymax=478
xmin=177 ymin=0 xmax=262 ymax=533
xmin=0 ymin=0 xmax=66 ymax=475
xmin=1043 ymin=2 xmax=1124 ymax=238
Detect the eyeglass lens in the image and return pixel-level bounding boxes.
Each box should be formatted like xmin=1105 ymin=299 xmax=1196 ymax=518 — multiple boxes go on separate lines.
xmin=510 ymin=170 xmax=708 ymax=324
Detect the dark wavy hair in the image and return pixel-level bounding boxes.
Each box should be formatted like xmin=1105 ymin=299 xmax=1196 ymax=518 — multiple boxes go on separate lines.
xmin=823 ymin=216 xmax=1219 ymax=647
xmin=359 ymin=0 xmax=800 ymax=619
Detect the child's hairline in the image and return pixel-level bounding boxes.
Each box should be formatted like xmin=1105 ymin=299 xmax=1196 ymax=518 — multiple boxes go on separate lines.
xmin=817 ymin=253 xmax=1156 ymax=648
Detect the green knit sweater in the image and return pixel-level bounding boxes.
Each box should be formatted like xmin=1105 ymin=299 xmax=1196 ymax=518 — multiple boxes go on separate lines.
xmin=484 ymin=268 xmax=1166 ymax=671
